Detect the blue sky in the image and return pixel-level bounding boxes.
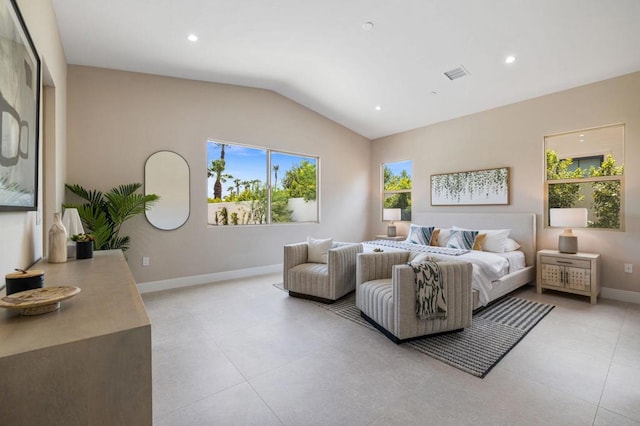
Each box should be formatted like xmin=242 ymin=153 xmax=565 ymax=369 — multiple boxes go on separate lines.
xmin=385 ymin=160 xmax=412 ymax=177
xmin=207 ymin=142 xmax=316 ymax=198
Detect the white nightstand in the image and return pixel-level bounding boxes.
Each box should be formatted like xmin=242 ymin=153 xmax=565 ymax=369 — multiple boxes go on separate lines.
xmin=536 ymin=249 xmax=601 ymax=304
xmin=375 ymin=234 xmax=406 ymax=241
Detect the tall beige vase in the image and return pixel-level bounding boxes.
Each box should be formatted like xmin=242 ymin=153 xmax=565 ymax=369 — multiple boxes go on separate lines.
xmin=48 ymin=212 xmax=68 ymax=263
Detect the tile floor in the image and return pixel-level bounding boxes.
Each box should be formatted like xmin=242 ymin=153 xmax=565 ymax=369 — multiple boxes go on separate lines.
xmin=142 ymin=273 xmax=640 ymax=425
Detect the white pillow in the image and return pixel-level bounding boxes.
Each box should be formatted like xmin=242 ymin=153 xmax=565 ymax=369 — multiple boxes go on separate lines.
xmin=452 ymin=226 xmax=510 ymax=253
xmin=504 ymin=237 xmax=521 ymax=252
xmin=436 ymin=228 xmax=452 ymax=247
xmin=307 ymin=236 xmax=333 ymax=263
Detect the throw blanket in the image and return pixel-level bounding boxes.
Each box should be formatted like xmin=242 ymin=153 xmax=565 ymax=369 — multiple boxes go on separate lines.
xmin=364 ymin=239 xmax=469 ymax=256
xmin=409 ymin=260 xmax=447 ymax=320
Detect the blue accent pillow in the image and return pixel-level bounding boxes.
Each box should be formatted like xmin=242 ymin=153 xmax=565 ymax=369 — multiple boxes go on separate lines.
xmin=446 ymin=229 xmax=478 ymax=250
xmin=406 ymin=224 xmax=435 ymax=245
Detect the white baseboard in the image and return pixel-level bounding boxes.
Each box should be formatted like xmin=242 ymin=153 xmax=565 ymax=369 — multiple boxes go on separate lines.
xmin=139 ymin=272 xmax=640 ymax=304
xmin=600 ymin=286 xmax=640 ymax=305
xmin=137 ymin=264 xmax=282 ymax=294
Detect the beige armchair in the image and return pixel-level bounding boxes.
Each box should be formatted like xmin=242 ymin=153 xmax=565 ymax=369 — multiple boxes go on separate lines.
xmin=283 ymin=242 xmax=363 ymax=303
xmin=356 ymin=251 xmax=473 ymax=343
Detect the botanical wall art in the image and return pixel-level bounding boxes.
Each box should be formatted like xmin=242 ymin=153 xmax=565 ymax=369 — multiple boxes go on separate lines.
xmin=431 ymin=167 xmax=510 ymax=206
xmin=0 ymin=0 xmax=41 ymax=210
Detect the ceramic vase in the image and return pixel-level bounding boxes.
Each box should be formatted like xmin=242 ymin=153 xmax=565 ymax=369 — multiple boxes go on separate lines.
xmin=48 ymin=212 xmax=68 ymax=263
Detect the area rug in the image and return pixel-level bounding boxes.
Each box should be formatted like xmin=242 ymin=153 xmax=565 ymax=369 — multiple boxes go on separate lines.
xmin=273 ymin=283 xmax=554 ymax=378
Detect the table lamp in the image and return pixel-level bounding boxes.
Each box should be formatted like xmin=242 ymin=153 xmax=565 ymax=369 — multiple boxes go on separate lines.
xmin=383 ymin=208 xmax=401 ymax=237
xmin=62 ymin=208 xmax=85 ymax=239
xmin=549 ymin=208 xmax=588 ymax=254
xmin=62 ymin=208 xmax=85 ymax=258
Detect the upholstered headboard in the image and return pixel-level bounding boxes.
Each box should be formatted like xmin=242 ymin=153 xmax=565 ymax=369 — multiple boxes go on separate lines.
xmin=412 ymin=212 xmax=536 ymax=266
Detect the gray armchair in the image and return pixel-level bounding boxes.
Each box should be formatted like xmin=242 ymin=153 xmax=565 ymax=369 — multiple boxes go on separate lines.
xmin=283 ymin=242 xmax=363 ymax=303
xmin=356 ymin=251 xmax=473 ymax=343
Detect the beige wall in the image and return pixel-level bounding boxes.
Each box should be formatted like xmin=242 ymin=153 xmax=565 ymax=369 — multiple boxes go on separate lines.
xmin=67 ymin=66 xmax=370 ymax=283
xmin=0 ymin=0 xmax=67 ymax=277
xmin=7 ymin=1 xmax=638 ymax=298
xmin=371 ymin=71 xmax=640 ymax=295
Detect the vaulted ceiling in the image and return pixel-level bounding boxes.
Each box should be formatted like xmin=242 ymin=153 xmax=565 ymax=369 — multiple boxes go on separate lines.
xmin=52 ymin=0 xmax=640 ymax=139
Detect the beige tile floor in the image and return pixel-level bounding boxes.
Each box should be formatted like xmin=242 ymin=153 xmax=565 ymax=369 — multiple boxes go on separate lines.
xmin=142 ymin=273 xmax=640 ymax=425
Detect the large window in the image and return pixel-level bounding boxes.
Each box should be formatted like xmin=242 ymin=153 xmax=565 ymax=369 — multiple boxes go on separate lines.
xmin=382 ymin=160 xmax=412 ymax=221
xmin=207 ymin=141 xmax=318 ymax=225
xmin=545 ymin=124 xmax=624 ymax=229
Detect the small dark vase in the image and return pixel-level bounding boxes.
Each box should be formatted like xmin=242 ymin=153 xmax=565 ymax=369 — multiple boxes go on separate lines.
xmin=76 ymin=241 xmax=94 ymax=259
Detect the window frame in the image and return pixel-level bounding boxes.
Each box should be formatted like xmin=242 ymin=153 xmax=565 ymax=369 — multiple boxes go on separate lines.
xmin=381 ymin=160 xmax=413 ymax=222
xmin=543 ymin=124 xmax=625 ymax=230
xmin=207 ymin=139 xmax=319 ymax=226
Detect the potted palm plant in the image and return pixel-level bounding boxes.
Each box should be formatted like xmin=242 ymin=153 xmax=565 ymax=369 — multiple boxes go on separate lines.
xmin=64 ymin=183 xmax=159 ymax=253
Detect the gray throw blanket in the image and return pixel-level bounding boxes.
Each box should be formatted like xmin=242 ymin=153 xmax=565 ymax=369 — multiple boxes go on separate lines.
xmin=409 ymin=260 xmax=447 ymax=320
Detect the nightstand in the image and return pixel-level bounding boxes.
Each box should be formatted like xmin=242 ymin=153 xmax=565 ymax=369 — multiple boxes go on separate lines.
xmin=375 ymin=234 xmax=406 ymax=241
xmin=536 ymin=249 xmax=601 ymax=304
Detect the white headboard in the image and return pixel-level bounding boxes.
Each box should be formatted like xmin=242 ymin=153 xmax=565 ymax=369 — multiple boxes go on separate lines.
xmin=412 ymin=212 xmax=537 ymax=266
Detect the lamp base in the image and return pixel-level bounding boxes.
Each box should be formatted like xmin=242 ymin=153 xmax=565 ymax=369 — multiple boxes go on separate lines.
xmin=66 ymin=242 xmax=76 ymax=259
xmin=558 ymin=235 xmax=578 ymax=254
xmin=387 ymin=225 xmax=397 ymax=237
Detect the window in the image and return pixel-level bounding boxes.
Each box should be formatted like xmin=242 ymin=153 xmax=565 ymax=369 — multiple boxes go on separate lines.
xmin=545 ymin=124 xmax=624 ymax=229
xmin=562 ymin=155 xmax=604 ymax=174
xmin=207 ymin=141 xmax=318 ymax=225
xmin=382 ymin=160 xmax=412 ymax=221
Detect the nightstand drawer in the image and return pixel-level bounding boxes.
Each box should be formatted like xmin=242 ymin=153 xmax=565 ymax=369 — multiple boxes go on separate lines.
xmin=540 ymin=255 xmax=591 ymax=269
xmin=375 ymin=235 xmax=406 ymax=241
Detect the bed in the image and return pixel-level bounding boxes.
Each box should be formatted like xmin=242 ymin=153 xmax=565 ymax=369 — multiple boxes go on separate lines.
xmin=364 ymin=212 xmax=536 ymax=309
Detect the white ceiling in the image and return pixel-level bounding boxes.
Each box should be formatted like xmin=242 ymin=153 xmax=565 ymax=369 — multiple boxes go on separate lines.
xmin=51 ymin=0 xmax=640 ymax=140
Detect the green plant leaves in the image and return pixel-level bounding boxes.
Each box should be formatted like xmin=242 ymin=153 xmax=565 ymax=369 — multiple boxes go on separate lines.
xmin=64 ymin=183 xmax=158 ymax=251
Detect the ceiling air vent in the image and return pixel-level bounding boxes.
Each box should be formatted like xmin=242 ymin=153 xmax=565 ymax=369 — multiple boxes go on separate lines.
xmin=444 ymin=65 xmax=470 ymax=81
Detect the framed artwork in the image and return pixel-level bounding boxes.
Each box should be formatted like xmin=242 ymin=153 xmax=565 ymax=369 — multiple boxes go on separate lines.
xmin=431 ymin=167 xmax=510 ymax=206
xmin=0 ymin=0 xmax=41 ymax=210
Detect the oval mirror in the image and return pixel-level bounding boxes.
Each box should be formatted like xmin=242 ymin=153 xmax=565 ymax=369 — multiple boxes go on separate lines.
xmin=145 ymin=151 xmax=190 ymax=230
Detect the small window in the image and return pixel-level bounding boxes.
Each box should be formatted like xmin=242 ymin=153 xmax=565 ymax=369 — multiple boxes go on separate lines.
xmin=271 ymin=152 xmax=318 ymax=223
xmin=382 ymin=160 xmax=412 ymax=221
xmin=562 ymin=155 xmax=604 ymax=174
xmin=207 ymin=141 xmax=318 ymax=225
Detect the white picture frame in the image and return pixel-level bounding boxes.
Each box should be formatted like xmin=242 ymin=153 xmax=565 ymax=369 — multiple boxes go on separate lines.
xmin=430 ymin=167 xmax=510 ymax=206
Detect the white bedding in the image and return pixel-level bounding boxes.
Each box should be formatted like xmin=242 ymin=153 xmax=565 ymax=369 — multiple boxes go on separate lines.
xmin=363 ymin=240 xmax=525 ymax=307
xmin=497 ymin=251 xmax=526 ymax=272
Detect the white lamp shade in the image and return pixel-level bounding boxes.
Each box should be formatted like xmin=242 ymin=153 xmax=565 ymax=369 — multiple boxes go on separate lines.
xmin=62 ymin=208 xmax=85 ymax=239
xmin=549 ymin=208 xmax=588 ymax=228
xmin=383 ymin=208 xmax=401 ymax=221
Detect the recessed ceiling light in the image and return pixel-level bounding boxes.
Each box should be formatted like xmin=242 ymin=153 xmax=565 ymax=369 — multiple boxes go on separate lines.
xmin=375 ymin=105 xmax=381 ymax=111
xmin=362 ymin=21 xmax=374 ymax=31
xmin=505 ymin=55 xmax=516 ymax=64
xmin=187 ymin=34 xmax=198 ymax=42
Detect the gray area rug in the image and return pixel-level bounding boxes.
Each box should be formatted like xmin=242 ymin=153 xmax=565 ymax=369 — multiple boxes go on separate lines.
xmin=273 ymin=283 xmax=554 ymax=378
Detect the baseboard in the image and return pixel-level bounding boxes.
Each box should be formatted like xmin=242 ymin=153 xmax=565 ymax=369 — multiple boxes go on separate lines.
xmin=137 ymin=264 xmax=282 ymax=294
xmin=139 ymin=273 xmax=640 ymax=303
xmin=600 ymin=287 xmax=640 ymax=305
